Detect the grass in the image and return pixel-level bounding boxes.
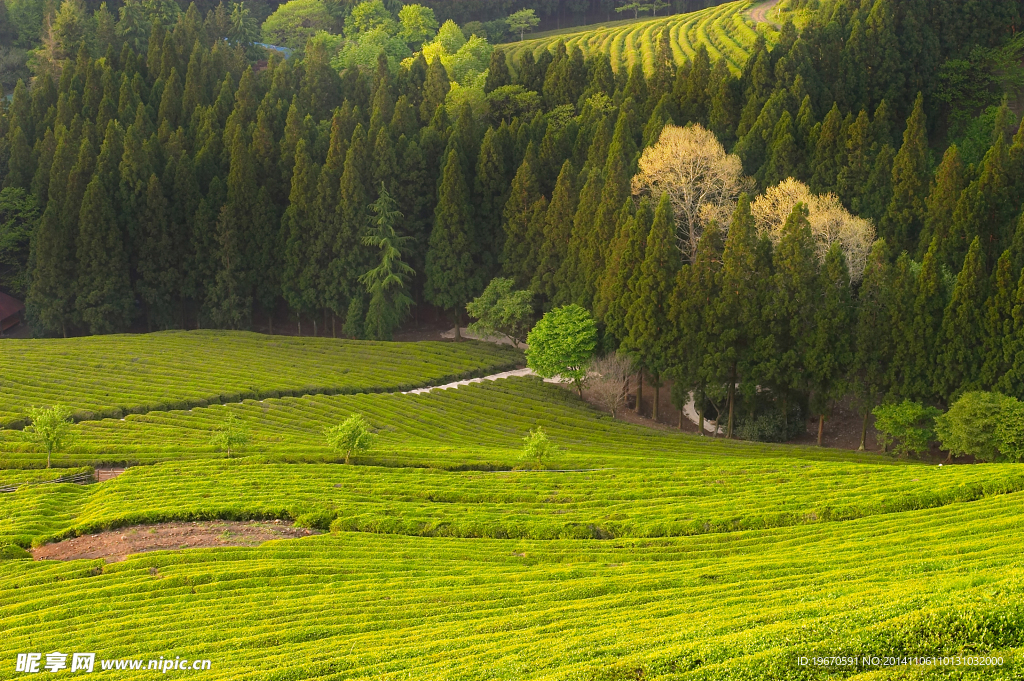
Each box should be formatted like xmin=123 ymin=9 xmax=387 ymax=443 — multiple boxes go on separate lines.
xmin=0 ymin=330 xmax=522 ymax=429
xmin=504 ymin=0 xmax=768 ymax=75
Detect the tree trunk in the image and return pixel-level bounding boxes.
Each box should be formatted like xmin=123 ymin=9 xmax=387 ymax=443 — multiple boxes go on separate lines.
xmin=698 ymin=391 xmax=705 ymax=436
xmin=859 ymin=411 xmax=869 ymax=450
xmin=634 ymin=371 xmax=643 ymax=414
xmin=313 ymin=319 xmax=317 ymax=337
xmin=332 ymin=314 xmax=336 ymax=338
xmin=47 ymin=449 xmax=51 ymax=469
xmin=297 ymin=317 xmax=302 ymax=337
xmin=678 ymin=408 xmax=683 ymax=429
xmin=727 ymin=362 xmax=736 ymax=438
xmin=453 ymin=310 xmax=461 ymax=341
xmin=817 ymin=414 xmax=825 ymax=446
xmin=268 ymin=314 xmax=273 ymax=335
xmin=652 ymin=374 xmax=660 ymax=422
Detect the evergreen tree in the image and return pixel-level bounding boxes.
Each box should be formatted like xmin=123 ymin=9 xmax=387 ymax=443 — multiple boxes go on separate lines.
xmin=3 ymin=127 xmax=33 ymax=189
xmin=77 ymin=121 xmax=133 ymax=334
xmin=948 ymin=136 xmax=1013 ymax=270
xmin=806 ymin=242 xmax=853 ymax=445
xmin=360 ymin=185 xmax=414 ymax=341
xmin=996 ymin=267 xmax=1024 ymax=400
xmin=885 ymin=252 xmax=917 ymax=401
xmin=532 ymin=160 xmax=577 ymax=305
xmin=762 ymin=110 xmax=798 ymax=188
xmin=484 ymin=47 xmax=510 ymax=94
xmin=713 ymin=195 xmax=769 ymax=438
xmin=501 ymin=143 xmax=540 ymax=287
xmin=425 ymin=149 xmax=474 ymax=339
xmin=809 ymin=103 xmax=844 ymax=194
xmin=836 ymin=110 xmax=871 ymax=214
xmin=625 ymin=194 xmax=682 ymax=422
xmin=904 ymin=237 xmax=946 ymax=401
xmin=851 ymin=240 xmax=892 ymax=449
xmin=918 ymin=144 xmax=964 ymax=261
xmin=420 ymin=58 xmax=449 ymax=124
xmin=474 ymin=124 xmax=513 ymax=281
xmin=331 ymin=124 xmax=371 ymax=316
xmin=280 ymin=138 xmax=317 ymax=333
xmin=136 ymin=173 xmax=179 ymax=328
xmin=371 ymin=125 xmax=397 ymax=194
xmin=882 ymin=92 xmax=928 ymax=253
xmin=602 ymin=199 xmax=651 ymax=340
xmin=679 ymin=44 xmax=711 ymax=125
xmin=979 ymin=250 xmax=1016 ymax=390
xmin=860 ymin=143 xmax=894 ymax=224
xmin=935 ymin=237 xmax=987 ymax=402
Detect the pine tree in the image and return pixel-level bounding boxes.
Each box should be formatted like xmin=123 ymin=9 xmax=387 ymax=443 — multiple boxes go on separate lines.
xmin=680 ymin=44 xmax=711 ymax=125
xmin=3 ymin=127 xmax=33 ymax=189
xmin=484 ymin=47 xmax=510 ymax=94
xmin=904 ymin=237 xmax=946 ymax=401
xmin=762 ymin=203 xmax=819 ymax=431
xmin=331 ymin=124 xmax=371 ymax=314
xmin=809 ymin=103 xmax=844 ymax=194
xmin=884 ymin=252 xmax=917 ymax=401
xmin=762 ymin=110 xmax=798 ymax=188
xmin=882 ymin=92 xmax=928 ymax=253
xmin=425 ymin=149 xmax=474 ymax=339
xmin=713 ymin=195 xmax=769 ymax=438
xmin=501 ymin=143 xmax=540 ymax=287
xmin=935 ymin=237 xmax=987 ymax=402
xmin=371 ymin=125 xmax=397 ymax=194
xmin=836 ymin=110 xmax=871 ymax=214
xmin=135 ymin=172 xmax=180 ymax=329
xmin=280 ymin=138 xmax=317 ymax=332
xmin=76 ymin=120 xmax=133 ymax=334
xmin=532 ymin=160 xmax=577 ymax=305
xmin=979 ymin=250 xmax=1016 ymax=390
xmin=625 ymin=194 xmax=682 ymax=422
xmin=860 ymin=143 xmax=894 ymax=224
xmin=420 ymin=58 xmax=449 ymax=124
xmin=603 ymin=199 xmax=651 ymax=340
xmin=996 ymin=267 xmax=1024 ymax=400
xmin=474 ymin=124 xmax=513 ymax=281
xmin=360 ymin=185 xmax=414 ymax=341
xmin=851 ymin=240 xmax=892 ymax=449
xmin=948 ymin=136 xmax=1013 ymax=270
xmin=27 ymin=127 xmax=80 ymax=336
xmin=806 ymin=242 xmax=853 ymax=445
xmin=918 ymin=144 xmax=964 ymax=261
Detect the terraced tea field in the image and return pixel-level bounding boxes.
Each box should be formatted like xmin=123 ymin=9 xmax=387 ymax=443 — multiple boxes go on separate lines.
xmin=0 ymin=331 xmax=521 ymax=428
xmin=504 ymin=0 xmax=767 ymax=75
xmin=1 ymin=332 xmax=1022 ymax=679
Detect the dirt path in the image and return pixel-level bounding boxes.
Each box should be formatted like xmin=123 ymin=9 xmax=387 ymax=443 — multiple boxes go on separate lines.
xmin=32 ymin=521 xmax=317 ymax=562
xmin=747 ymin=0 xmax=781 ymax=26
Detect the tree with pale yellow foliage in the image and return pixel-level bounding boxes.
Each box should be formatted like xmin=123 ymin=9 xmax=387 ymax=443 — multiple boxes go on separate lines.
xmin=631 ymin=124 xmax=750 ymax=261
xmin=750 ymin=178 xmax=875 ymax=282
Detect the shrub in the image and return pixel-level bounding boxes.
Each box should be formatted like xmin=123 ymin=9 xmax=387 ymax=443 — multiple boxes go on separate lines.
xmin=465 ymin=277 xmax=535 ymax=347
xmin=325 ymin=414 xmax=374 ymax=464
xmin=935 ymin=392 xmax=1023 ymax=462
xmin=0 ymin=543 xmax=31 ymax=560
xmin=873 ymin=400 xmax=941 ymax=458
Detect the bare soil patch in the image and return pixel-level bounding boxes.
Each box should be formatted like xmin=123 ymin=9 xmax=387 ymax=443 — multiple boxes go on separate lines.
xmin=32 ymin=521 xmax=317 ymax=563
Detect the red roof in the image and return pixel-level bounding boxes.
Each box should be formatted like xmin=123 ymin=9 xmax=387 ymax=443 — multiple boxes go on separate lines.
xmin=0 ymin=291 xmax=25 ymax=321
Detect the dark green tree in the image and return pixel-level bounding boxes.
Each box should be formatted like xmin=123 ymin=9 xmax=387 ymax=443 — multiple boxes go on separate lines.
xmin=882 ymin=92 xmax=928 ymax=253
xmin=851 ymin=240 xmax=892 ymax=449
xmin=935 ymin=237 xmax=987 ymax=402
xmin=360 ymin=185 xmax=414 ymax=341
xmin=425 ymin=149 xmax=474 ymax=340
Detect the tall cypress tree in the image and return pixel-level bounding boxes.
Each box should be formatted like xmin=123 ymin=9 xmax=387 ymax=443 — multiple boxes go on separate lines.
xmin=882 ymin=93 xmax=928 ymax=253
xmin=484 ymin=47 xmax=510 ymax=94
xmin=809 ymin=103 xmax=844 ymax=194
xmin=979 ymin=250 xmax=1016 ymax=390
xmin=331 ymin=123 xmax=370 ymax=316
xmin=935 ymin=237 xmax=987 ymax=402
xmin=532 ymin=160 xmax=577 ymax=305
xmin=807 ymin=242 xmax=853 ymax=445
xmin=474 ymin=124 xmax=513 ymax=281
xmin=918 ymin=144 xmax=964 ymax=261
xmin=501 ymin=143 xmax=540 ymax=287
xmin=419 ymin=58 xmax=449 ymax=124
xmin=625 ymin=194 xmax=682 ymax=422
xmin=135 ymin=172 xmax=179 ymax=329
xmin=27 ymin=127 xmax=79 ymax=337
xmin=603 ymin=199 xmax=651 ymax=341
xmin=425 ymin=149 xmax=474 ymax=339
xmin=280 ymin=138 xmax=317 ymax=333
xmin=714 ymin=195 xmax=769 ymax=438
xmin=77 ymin=120 xmax=133 ymax=334
xmin=851 ymin=240 xmax=892 ymax=449
xmin=836 ymin=110 xmax=871 ymax=214
xmin=948 ymin=136 xmax=1013 ymax=270
xmin=762 ymin=110 xmax=798 ymax=188
xmin=995 ymin=267 xmax=1024 ymax=400
xmin=904 ymin=237 xmax=946 ymax=401
xmin=360 ymin=186 xmax=414 ymax=341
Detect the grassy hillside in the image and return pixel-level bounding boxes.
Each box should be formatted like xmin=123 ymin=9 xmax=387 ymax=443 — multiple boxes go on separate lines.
xmin=2 ymin=340 xmax=1023 ymax=678
xmin=504 ymin=0 xmax=769 ymax=75
xmin=0 ymin=331 xmax=521 ymax=429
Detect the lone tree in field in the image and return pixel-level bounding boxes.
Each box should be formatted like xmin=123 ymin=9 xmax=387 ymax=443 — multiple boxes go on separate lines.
xmin=325 ymin=413 xmax=374 ymax=464
xmin=631 ymin=124 xmax=748 ymax=262
xmin=466 ymin=277 xmax=535 ymax=347
xmin=25 ymin=404 xmax=75 ymax=468
xmin=506 ymin=8 xmax=539 ymax=41
xmin=521 ymin=426 xmax=556 ymax=468
xmin=526 ymin=304 xmax=598 ymax=397
xmin=210 ymin=412 xmax=251 ymax=457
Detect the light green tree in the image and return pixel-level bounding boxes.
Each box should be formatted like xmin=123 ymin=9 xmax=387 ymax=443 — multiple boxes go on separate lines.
xmin=24 ymin=403 xmax=75 ymax=468
xmin=872 ymin=401 xmax=941 ymax=458
xmin=345 ymin=0 xmax=396 ymax=37
xmin=210 ymin=412 xmax=251 ymax=457
xmin=398 ymin=4 xmax=438 ymax=47
xmin=526 ymin=304 xmax=597 ymax=397
xmin=466 ymin=277 xmax=534 ymax=347
xmin=506 ymin=8 xmax=539 ymax=41
xmin=521 ymin=426 xmax=556 ymax=468
xmin=261 ymin=0 xmax=334 ymax=49
xmin=325 ymin=414 xmax=374 ymax=464
xmin=935 ymin=392 xmax=1017 ymax=462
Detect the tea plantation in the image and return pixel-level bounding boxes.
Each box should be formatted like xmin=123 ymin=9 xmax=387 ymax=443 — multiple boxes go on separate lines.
xmin=1 ymin=336 xmax=1022 ymax=679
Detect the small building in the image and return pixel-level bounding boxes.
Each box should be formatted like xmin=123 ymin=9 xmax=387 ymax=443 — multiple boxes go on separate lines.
xmin=0 ymin=291 xmax=25 ymax=335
